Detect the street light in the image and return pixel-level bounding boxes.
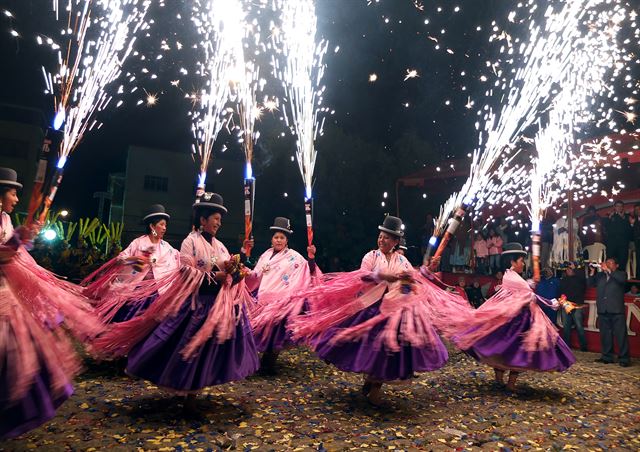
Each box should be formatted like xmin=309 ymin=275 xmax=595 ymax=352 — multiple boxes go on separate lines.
xmin=59 ymin=209 xmax=69 ymax=218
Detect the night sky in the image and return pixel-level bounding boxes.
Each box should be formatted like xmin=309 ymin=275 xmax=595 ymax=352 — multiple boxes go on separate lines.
xmin=0 ymin=0 xmax=637 ymax=263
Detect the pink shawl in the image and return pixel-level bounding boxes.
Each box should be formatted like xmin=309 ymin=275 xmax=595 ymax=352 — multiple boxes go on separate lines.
xmin=446 ymin=269 xmax=561 ymax=352
xmin=90 ymin=231 xmax=253 ymax=360
xmin=245 ymin=247 xmax=320 ymax=342
xmin=290 ymin=250 xmax=444 ymax=352
xmin=82 ymin=235 xmax=180 ymax=321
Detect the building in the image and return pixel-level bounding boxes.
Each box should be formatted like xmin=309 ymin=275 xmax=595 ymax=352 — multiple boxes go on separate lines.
xmin=112 ymin=145 xmax=245 ymax=249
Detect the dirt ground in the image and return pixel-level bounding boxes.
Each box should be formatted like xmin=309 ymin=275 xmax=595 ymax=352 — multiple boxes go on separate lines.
xmin=2 ymin=347 xmax=639 ymax=451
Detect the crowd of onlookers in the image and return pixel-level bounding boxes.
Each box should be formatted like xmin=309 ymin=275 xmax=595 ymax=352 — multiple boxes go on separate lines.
xmin=421 ymin=200 xmax=640 ymax=281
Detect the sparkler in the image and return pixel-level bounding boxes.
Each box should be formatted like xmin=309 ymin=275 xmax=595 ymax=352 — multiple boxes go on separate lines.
xmin=27 ymin=0 xmax=150 ymax=225
xmin=434 ymin=0 xmax=635 ymax=261
xmin=272 ymin=0 xmax=328 ymax=246
xmin=190 ymin=0 xmax=247 ymax=200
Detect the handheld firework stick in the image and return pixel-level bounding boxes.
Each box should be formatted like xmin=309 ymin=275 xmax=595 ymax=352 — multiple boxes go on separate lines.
xmin=34 ymin=161 xmax=66 ymax=225
xmin=305 ymin=197 xmax=314 ymax=246
xmin=531 ymin=229 xmax=541 ymax=282
xmin=25 ymin=133 xmax=52 ymax=225
xmin=243 ymin=177 xmax=255 ymax=256
xmin=429 ymin=203 xmax=468 ymax=271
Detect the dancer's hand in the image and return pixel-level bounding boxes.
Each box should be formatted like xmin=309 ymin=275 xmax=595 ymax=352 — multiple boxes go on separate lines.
xmin=242 ymin=239 xmax=254 ymax=253
xmin=378 ymin=272 xmax=399 ymax=283
xmin=213 ymin=270 xmax=227 ymax=282
xmin=397 ymin=271 xmax=414 ymax=283
xmin=307 ymin=244 xmax=316 ymax=259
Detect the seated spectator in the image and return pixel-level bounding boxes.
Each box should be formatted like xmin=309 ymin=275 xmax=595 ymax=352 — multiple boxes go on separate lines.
xmin=473 ymin=232 xmax=489 ymax=275
xmin=455 ymin=276 xmax=469 ymax=301
xmin=536 ymin=267 xmax=560 ymax=324
xmin=627 ymin=284 xmax=639 ymax=297
xmin=465 ymin=279 xmax=485 ymax=308
xmin=486 ymin=270 xmax=504 ymax=297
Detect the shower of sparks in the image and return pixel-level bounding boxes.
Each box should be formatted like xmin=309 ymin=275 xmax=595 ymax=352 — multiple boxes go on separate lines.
xmin=231 ymin=59 xmax=264 ymax=180
xmin=272 ymin=0 xmax=329 ymax=200
xmin=41 ymin=0 xmax=150 ymax=167
xmin=435 ymin=0 xmax=638 ymax=228
xmin=189 ymin=0 xmax=247 ymax=188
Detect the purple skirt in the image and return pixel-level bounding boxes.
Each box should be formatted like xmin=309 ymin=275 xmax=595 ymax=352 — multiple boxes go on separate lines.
xmin=464 ymin=308 xmax=575 ymax=372
xmin=1 ymin=356 xmax=73 ymax=439
xmin=126 ymin=293 xmax=259 ymax=392
xmin=110 ymin=294 xmax=157 ymax=324
xmin=254 ymin=302 xmax=307 ymax=354
xmin=312 ymin=301 xmax=448 ymax=381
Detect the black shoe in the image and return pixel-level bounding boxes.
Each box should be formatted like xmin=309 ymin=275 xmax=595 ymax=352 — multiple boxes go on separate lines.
xmin=619 ymin=362 xmax=630 ymax=368
xmin=594 ymin=358 xmax=614 ymax=364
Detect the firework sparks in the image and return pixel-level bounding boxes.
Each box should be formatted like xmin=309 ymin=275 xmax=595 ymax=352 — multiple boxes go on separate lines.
xmin=272 ymin=0 xmax=328 ymax=200
xmin=42 ymin=0 xmax=150 ymax=168
xmin=190 ymin=0 xmax=247 ymax=188
xmin=438 ymin=0 xmax=635 ymax=228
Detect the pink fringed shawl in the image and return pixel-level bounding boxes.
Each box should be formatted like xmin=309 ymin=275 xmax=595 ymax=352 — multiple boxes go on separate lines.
xmin=0 ymin=242 xmax=103 ymax=401
xmin=245 ymin=248 xmax=320 ymax=342
xmin=90 ymin=231 xmax=253 ymax=361
xmin=290 ymin=250 xmax=445 ymax=352
xmin=82 ymin=236 xmax=180 ymax=321
xmin=447 ymin=269 xmax=561 ymax=353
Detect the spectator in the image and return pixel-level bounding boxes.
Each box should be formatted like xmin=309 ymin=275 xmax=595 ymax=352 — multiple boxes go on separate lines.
xmin=604 ymin=200 xmax=632 ymax=271
xmin=473 ymin=232 xmax=489 ymax=275
xmin=540 ymin=217 xmax=554 ymax=269
xmin=559 ymin=262 xmax=587 ymax=351
xmin=487 ymin=229 xmax=503 ymax=274
xmin=631 ymin=203 xmax=640 ymax=280
xmin=627 ymin=284 xmax=638 ymax=297
xmin=552 ymin=206 xmax=580 ymax=264
xmin=456 ymin=276 xmax=469 ymax=300
xmin=486 ymin=270 xmax=504 ymax=297
xmin=465 ymin=279 xmax=485 ymax=308
xmin=588 ymin=257 xmax=630 ymax=367
xmin=581 ymin=205 xmax=604 ymax=247
xmin=536 ymin=267 xmax=560 ymax=324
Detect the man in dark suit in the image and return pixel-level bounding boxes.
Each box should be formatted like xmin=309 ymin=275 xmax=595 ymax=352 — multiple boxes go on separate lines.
xmin=588 ymin=257 xmax=630 ymax=367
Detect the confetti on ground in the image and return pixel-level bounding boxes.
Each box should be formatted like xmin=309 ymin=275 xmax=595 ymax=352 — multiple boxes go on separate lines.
xmin=2 ymin=348 xmax=639 ymax=451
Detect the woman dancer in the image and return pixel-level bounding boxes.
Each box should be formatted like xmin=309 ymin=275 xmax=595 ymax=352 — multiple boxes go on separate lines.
xmin=292 ymin=215 xmax=449 ymax=405
xmin=83 ymin=204 xmax=179 ymax=323
xmin=245 ymin=217 xmax=318 ymax=374
xmin=0 ymin=167 xmax=101 ymax=438
xmin=448 ymin=243 xmax=575 ymax=391
xmin=91 ymin=192 xmax=258 ymax=412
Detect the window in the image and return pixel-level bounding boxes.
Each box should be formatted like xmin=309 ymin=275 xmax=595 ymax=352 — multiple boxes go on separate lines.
xmin=143 ymin=175 xmax=168 ymax=192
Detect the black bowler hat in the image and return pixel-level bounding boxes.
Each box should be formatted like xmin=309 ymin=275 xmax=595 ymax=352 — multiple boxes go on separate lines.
xmin=0 ymin=167 xmax=22 ymax=189
xmin=270 ymin=217 xmax=293 ymax=234
xmin=501 ymin=242 xmax=527 ymax=257
xmin=142 ymin=204 xmax=170 ymax=223
xmin=193 ymin=192 xmax=227 ymax=214
xmin=378 ymin=215 xmax=404 ymax=237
